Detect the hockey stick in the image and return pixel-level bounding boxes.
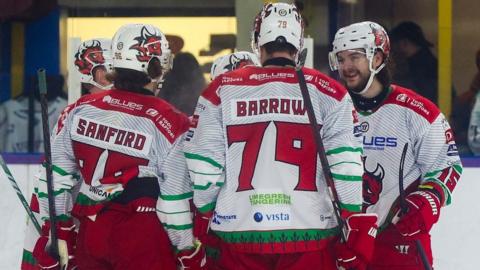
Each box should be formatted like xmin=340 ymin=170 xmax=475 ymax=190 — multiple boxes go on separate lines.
xmin=38 ymin=69 xmax=60 ymax=260
xmin=398 ymin=143 xmax=432 ymax=270
xmin=0 ymin=155 xmax=41 ymax=234
xmin=295 ymin=48 xmax=347 ymax=242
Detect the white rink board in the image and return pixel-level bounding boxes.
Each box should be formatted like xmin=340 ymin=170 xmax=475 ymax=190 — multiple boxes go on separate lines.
xmin=0 ymin=164 xmax=478 ymax=270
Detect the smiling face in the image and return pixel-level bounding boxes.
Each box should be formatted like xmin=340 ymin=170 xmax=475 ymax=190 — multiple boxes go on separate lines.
xmin=336 ymin=49 xmax=372 ymax=93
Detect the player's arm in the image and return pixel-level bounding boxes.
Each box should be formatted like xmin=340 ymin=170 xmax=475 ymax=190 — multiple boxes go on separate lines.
xmin=156 ymin=133 xmax=196 ymax=251
xmin=320 ymin=94 xmax=364 ymax=214
xmin=33 ymin=106 xmax=80 ymax=269
xmin=395 ymin=113 xmax=463 ymax=237
xmin=184 ymin=80 xmax=225 ymax=217
xmin=320 ymin=91 xmax=377 ymax=269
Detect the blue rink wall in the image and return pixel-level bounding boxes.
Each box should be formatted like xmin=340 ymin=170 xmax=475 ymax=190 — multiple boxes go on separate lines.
xmin=0 ymin=154 xmax=479 ymax=270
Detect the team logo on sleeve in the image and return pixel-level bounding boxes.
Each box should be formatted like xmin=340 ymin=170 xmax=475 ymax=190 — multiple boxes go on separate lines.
xmin=362 ymin=157 xmax=385 ymax=211
xmin=130 ymin=26 xmax=162 ymax=62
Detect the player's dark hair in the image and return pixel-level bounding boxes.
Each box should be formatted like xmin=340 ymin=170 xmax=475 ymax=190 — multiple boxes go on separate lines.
xmin=376 ymin=50 xmax=392 ymax=88
xmin=263 ymin=38 xmax=297 ymax=57
xmin=107 ymin=58 xmax=163 ymax=93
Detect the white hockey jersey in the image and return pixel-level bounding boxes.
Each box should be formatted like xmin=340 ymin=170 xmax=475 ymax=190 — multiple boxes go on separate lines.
xmin=31 ymin=89 xmax=195 ymax=251
xmin=184 ymin=66 xmax=364 ymax=253
xmin=0 ymin=96 xmax=67 ymax=153
xmin=356 ymin=85 xmax=462 ymax=228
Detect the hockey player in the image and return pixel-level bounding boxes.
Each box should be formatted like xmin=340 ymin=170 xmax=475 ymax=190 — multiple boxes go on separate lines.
xmin=209 ymin=51 xmax=260 ymax=81
xmin=185 ymin=3 xmax=378 ymax=270
xmin=20 ymin=38 xmax=113 ymax=270
xmin=31 ymin=24 xmax=204 ymax=270
xmin=329 ymin=21 xmax=463 ymax=269
xmin=74 ymin=38 xmax=113 ymax=95
xmin=196 ymin=51 xmax=261 ymax=269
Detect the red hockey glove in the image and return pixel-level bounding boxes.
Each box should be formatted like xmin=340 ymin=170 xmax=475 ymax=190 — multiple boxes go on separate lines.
xmin=177 ymin=240 xmax=207 ymax=270
xmin=193 ymin=210 xmax=212 ymax=243
xmin=33 ymin=219 xmax=77 ymax=270
xmin=395 ymin=190 xmax=441 ymax=237
xmin=335 ymin=213 xmax=378 ymax=270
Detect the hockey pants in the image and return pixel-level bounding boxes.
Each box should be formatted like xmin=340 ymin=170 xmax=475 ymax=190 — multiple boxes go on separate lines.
xmin=75 ymin=199 xmax=177 ymax=270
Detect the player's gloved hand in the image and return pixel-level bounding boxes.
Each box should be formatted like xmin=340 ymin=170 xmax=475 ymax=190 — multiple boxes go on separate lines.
xmin=335 ymin=213 xmax=378 ymax=270
xmin=193 ymin=210 xmax=212 ymax=243
xmin=177 ymin=240 xmax=207 ymax=270
xmin=394 ymin=189 xmax=441 ymax=237
xmin=33 ymin=219 xmax=77 ymax=270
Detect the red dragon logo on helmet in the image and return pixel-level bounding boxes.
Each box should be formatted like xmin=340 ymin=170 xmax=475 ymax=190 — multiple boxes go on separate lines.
xmin=370 ymin=23 xmax=390 ymax=56
xmin=225 ymin=54 xmax=255 ymax=72
xmin=74 ymin=40 xmax=105 ymax=75
xmin=130 ymin=26 xmax=163 ymax=62
xmin=362 ymin=157 xmax=385 ymax=212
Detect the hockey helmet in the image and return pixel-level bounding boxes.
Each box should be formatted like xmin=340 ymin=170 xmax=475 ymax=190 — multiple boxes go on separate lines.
xmin=210 ymin=51 xmax=261 ymax=80
xmin=329 ymin=21 xmax=390 ymax=72
xmin=251 ymin=3 xmax=304 ymax=58
xmin=329 ymin=21 xmax=390 ymax=94
xmin=74 ymin=38 xmax=113 ymax=90
xmin=112 ymin=24 xmax=173 ymax=79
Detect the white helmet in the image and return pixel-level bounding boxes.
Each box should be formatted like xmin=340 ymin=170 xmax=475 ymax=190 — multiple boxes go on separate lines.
xmin=210 ymin=51 xmax=261 ymax=80
xmin=251 ymin=3 xmax=304 ymax=58
xmin=112 ymin=24 xmax=172 ymax=79
xmin=329 ymin=21 xmax=390 ymax=94
xmin=74 ymin=38 xmax=113 ymax=90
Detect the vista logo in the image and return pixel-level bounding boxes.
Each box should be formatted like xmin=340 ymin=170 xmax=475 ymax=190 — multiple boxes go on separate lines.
xmin=253 ymin=212 xmax=290 ymax=223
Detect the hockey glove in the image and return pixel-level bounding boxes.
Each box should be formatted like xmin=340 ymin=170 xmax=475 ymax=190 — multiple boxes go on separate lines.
xmin=33 ymin=219 xmax=77 ymax=270
xmin=395 ymin=189 xmax=441 ymax=237
xmin=177 ymin=240 xmax=207 ymax=270
xmin=335 ymin=213 xmax=378 ymax=270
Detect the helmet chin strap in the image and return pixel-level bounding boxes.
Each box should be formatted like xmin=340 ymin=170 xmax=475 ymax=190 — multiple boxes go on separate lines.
xmin=91 ymin=81 xmax=113 ymax=91
xmin=352 ymin=58 xmax=385 ymax=95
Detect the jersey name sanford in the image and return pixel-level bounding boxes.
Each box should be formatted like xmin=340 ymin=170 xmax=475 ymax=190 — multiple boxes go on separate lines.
xmin=231 ymin=97 xmax=306 ymax=120
xmin=71 ymin=115 xmax=152 ymax=155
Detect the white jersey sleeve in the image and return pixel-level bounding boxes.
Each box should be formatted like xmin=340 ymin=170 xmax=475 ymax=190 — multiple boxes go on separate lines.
xmin=184 ymin=78 xmax=225 ymax=214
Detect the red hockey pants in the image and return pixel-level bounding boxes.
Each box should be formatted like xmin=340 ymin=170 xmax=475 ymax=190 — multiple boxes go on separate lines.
xmin=75 ymin=200 xmax=177 ymax=270
xmin=215 ymin=240 xmax=338 ymax=270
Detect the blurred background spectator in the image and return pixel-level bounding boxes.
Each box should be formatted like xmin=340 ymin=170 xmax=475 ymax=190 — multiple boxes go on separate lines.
xmin=390 ymin=21 xmax=439 ymax=105
xmin=159 ymin=52 xmax=206 ymax=115
xmin=0 ymin=75 xmax=67 ymax=153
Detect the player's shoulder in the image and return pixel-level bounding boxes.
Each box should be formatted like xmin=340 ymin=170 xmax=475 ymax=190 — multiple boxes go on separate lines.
xmin=384 ymin=84 xmax=441 ymax=123
xmin=79 ymin=90 xmax=190 ymax=142
xmin=301 ymin=67 xmax=348 ymax=101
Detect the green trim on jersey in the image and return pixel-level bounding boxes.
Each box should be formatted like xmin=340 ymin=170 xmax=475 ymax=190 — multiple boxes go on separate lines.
xmin=194 ymin=182 xmax=224 ymax=190
xmin=188 ymin=169 xmax=223 ymax=176
xmin=185 ymin=152 xmax=223 ymax=169
xmin=339 ymin=202 xmax=362 ymax=212
xmin=198 ymin=201 xmax=216 ymax=213
xmin=162 ymin=222 xmax=193 ymax=230
xmin=22 ymin=249 xmax=36 ymax=265
xmin=330 ymin=161 xmax=362 ymax=168
xmin=326 ymin=147 xmax=363 ymax=155
xmin=159 ymin=192 xmax=193 ymax=201
xmin=331 ymin=173 xmax=362 ymax=181
xmin=35 ymin=186 xmax=71 ymax=198
xmin=214 ymin=228 xmax=340 ymax=244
